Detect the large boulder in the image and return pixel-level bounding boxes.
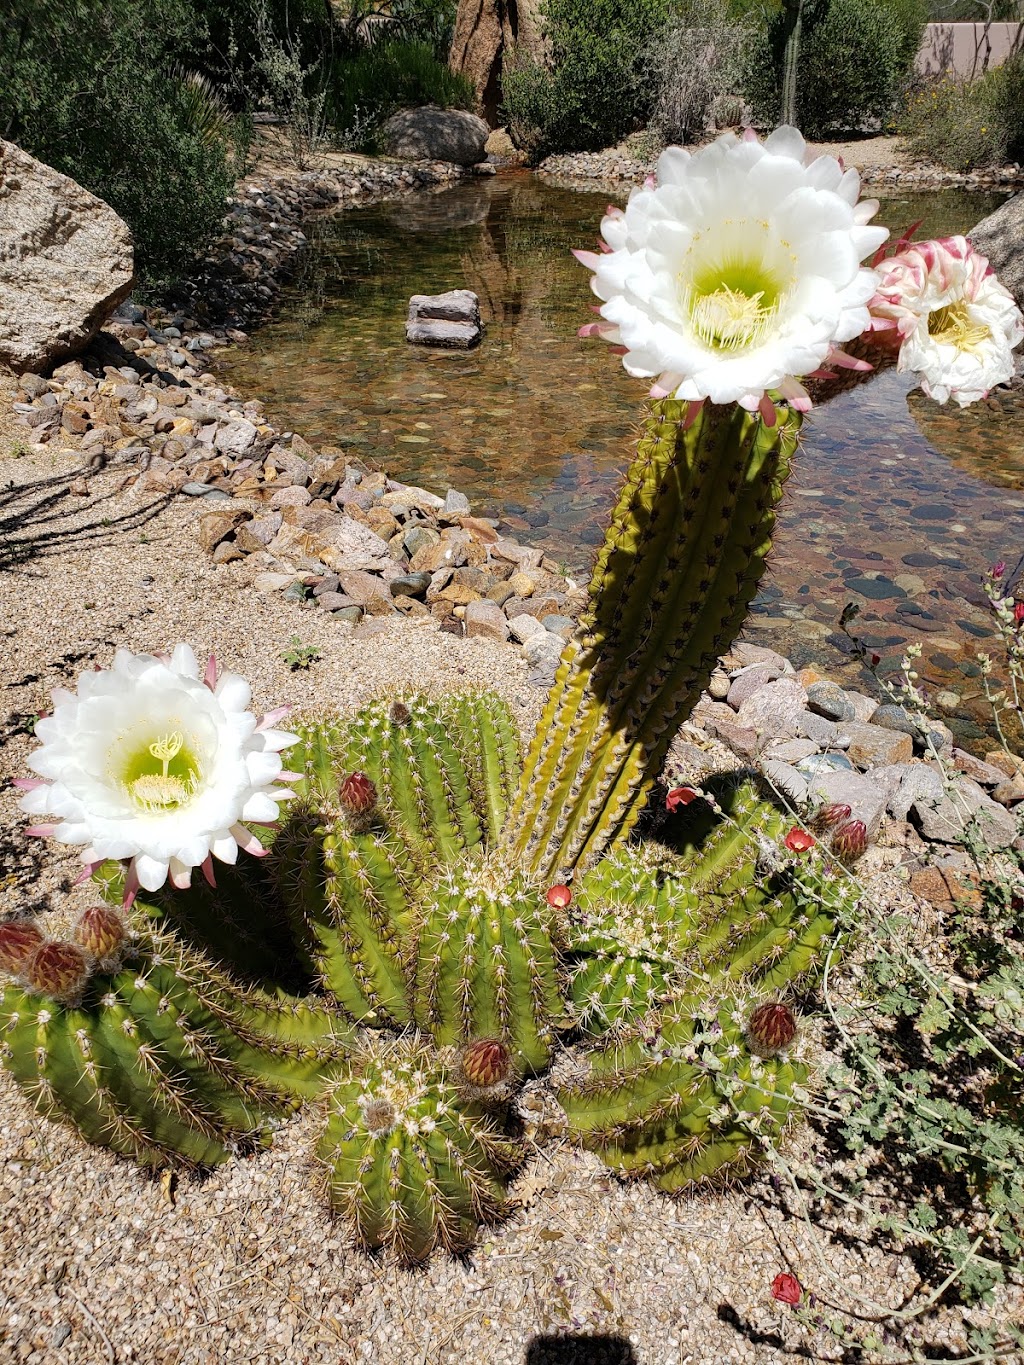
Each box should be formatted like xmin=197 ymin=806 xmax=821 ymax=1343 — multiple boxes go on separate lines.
xmin=0 ymin=140 xmax=134 ymax=373
xmin=970 ymin=192 xmax=1024 ymax=312
xmin=383 ymin=107 xmax=490 ymax=166
xmin=449 ymin=0 xmax=547 ymax=124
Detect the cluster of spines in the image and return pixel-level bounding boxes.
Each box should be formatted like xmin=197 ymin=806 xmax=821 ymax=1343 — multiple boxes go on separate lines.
xmin=0 ymin=911 xmax=347 ymax=1168
xmin=413 ymin=862 xmax=565 ymax=1074
xmin=559 ymin=992 xmax=807 ymax=1191
xmin=502 ymin=401 xmax=800 ymax=881
xmin=318 ymin=1036 xmax=522 ymax=1262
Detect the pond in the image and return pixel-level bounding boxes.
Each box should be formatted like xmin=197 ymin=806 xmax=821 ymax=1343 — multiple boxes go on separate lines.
xmin=223 ymin=173 xmax=1024 ymax=739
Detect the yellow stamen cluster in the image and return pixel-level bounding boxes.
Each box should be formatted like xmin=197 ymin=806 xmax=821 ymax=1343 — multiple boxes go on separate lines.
xmin=125 ymin=732 xmax=201 ymax=811
xmin=687 ymin=284 xmax=781 ymax=352
xmin=928 ymin=301 xmax=991 ymax=355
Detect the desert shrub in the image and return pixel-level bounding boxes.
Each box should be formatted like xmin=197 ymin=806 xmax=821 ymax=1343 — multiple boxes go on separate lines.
xmin=501 ymin=0 xmax=674 ymax=158
xmin=0 ymin=0 xmax=245 ymax=288
xmin=325 ymin=39 xmax=475 ymax=151
xmin=650 ymin=0 xmax=755 ymax=144
xmin=901 ymin=54 xmax=1024 ymax=171
xmin=743 ymin=0 xmax=927 ymax=136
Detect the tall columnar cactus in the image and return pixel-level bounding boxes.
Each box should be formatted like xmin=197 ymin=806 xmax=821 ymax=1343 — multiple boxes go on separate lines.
xmin=0 ymin=911 xmax=348 ymax=1168
xmin=559 ymin=992 xmax=808 ymax=1190
xmin=318 ymin=1037 xmax=522 ymax=1262
xmin=501 ymin=401 xmax=800 ymax=882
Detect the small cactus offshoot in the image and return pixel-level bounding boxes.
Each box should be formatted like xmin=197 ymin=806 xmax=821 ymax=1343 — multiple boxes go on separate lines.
xmin=319 ymin=1037 xmax=521 ymax=1262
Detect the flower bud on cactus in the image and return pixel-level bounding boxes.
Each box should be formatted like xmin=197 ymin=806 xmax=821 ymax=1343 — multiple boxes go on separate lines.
xmin=747 ymin=1002 xmax=797 ymax=1056
xmin=74 ymin=906 xmax=127 ymax=967
xmin=389 ymin=701 xmax=411 ymax=726
xmin=783 ymin=827 xmax=815 ymax=854
xmin=831 ymin=819 xmax=868 ymax=862
xmin=339 ymin=771 xmax=377 ymax=815
xmin=24 ymin=940 xmax=91 ymax=1003
xmin=0 ymin=920 xmax=45 ymax=975
xmin=813 ymin=802 xmax=851 ymax=831
xmin=459 ymin=1038 xmax=514 ymax=1092
xmin=546 ymin=884 xmax=572 ymax=909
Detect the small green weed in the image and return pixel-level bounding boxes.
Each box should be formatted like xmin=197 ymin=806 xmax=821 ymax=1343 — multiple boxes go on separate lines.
xmin=282 ymin=635 xmax=321 ymax=671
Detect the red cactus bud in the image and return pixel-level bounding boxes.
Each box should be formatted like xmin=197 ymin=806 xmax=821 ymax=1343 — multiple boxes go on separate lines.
xmin=339 ymin=771 xmax=377 ymax=814
xmin=665 ymin=786 xmax=699 ymax=811
xmin=75 ymin=905 xmax=127 ymax=961
xmin=1015 ymin=601 xmax=1024 ymax=627
xmin=784 ymin=827 xmax=815 ymax=853
xmin=815 ymin=802 xmax=851 ymax=830
xmin=24 ymin=940 xmax=91 ymax=1002
xmin=771 ymin=1273 xmax=801 ymax=1305
xmin=460 ymin=1038 xmax=513 ymax=1089
xmin=748 ymin=1002 xmax=798 ymax=1055
xmin=546 ymin=884 xmax=572 ymax=909
xmin=832 ymin=819 xmax=868 ymax=861
xmin=0 ymin=919 xmax=45 ymax=975
xmin=389 ymin=701 xmax=411 ymax=726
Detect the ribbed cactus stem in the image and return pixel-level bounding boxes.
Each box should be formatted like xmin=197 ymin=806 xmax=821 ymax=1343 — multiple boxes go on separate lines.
xmin=502 ymin=400 xmax=800 ymax=881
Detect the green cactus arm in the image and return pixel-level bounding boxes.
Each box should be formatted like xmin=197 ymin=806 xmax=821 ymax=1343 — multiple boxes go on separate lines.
xmin=441 ymin=694 xmax=522 ymax=842
xmin=502 ymin=401 xmax=800 ymax=881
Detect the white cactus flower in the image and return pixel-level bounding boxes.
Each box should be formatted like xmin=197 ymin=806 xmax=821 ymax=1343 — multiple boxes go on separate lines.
xmin=575 ymin=125 xmax=888 ymax=415
xmin=17 ymin=645 xmax=297 ymax=898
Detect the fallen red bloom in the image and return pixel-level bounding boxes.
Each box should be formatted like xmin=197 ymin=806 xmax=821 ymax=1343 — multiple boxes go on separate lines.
xmin=665 ymin=786 xmax=699 ymax=812
xmin=546 ymin=884 xmax=572 ymax=909
xmin=784 ymin=827 xmax=815 ymax=853
xmin=771 ymin=1273 xmax=802 ymax=1306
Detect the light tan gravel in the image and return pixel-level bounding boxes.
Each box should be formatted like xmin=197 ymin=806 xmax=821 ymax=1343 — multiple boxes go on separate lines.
xmin=1 ymin=382 xmax=1021 ymax=1365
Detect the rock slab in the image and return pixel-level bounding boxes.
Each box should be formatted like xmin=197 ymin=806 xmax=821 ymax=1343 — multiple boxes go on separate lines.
xmin=0 ymin=139 xmax=134 ymax=371
xmin=970 ymin=192 xmax=1024 ymax=312
xmin=383 ymin=108 xmax=490 ymax=166
xmin=407 ymin=289 xmax=481 ymax=349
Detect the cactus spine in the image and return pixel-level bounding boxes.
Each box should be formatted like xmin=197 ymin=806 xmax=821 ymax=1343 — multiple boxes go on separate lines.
xmin=501 ymin=400 xmax=800 ymax=881
xmin=319 ymin=1037 xmax=521 ymax=1262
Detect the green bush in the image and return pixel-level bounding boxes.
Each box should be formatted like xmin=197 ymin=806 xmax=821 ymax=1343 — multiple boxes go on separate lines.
xmin=501 ymin=0 xmax=674 ymax=159
xmin=743 ymin=0 xmax=927 ymax=136
xmin=901 ymin=55 xmax=1024 ymax=171
xmin=1 ymin=0 xmax=245 ymax=289
xmin=325 ymin=39 xmax=475 ymax=151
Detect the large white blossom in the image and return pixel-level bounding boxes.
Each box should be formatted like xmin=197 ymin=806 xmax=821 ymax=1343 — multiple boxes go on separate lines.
xmin=868 ymin=235 xmax=1023 ymax=408
xmin=575 ymin=125 xmax=888 ymax=413
xmin=18 ymin=645 xmax=297 ymax=897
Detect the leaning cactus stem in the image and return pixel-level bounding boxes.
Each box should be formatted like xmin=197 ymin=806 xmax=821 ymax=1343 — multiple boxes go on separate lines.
xmin=503 ymin=399 xmax=800 ymax=881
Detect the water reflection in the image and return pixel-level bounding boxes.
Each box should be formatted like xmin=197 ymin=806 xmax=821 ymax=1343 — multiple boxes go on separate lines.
xmin=224 ymin=174 xmax=1020 ymax=735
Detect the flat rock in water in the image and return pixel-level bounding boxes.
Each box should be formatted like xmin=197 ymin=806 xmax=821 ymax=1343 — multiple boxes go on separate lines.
xmin=409 ymin=289 xmax=481 ymax=326
xmin=405 ymin=318 xmax=481 ymax=349
xmin=0 ymin=139 xmax=134 ymax=371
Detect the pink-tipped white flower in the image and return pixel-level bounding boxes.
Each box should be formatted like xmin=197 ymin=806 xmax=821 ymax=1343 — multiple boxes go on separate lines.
xmin=574 ymin=125 xmax=888 ymax=413
xmin=869 ymin=235 xmax=1023 ymax=407
xmin=18 ymin=645 xmax=298 ymax=898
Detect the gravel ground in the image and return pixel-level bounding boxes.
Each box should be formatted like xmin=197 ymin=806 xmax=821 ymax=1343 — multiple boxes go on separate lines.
xmin=2 ymin=345 xmax=1022 ymax=1360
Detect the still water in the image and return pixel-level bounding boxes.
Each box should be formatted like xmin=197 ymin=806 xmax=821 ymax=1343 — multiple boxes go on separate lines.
xmin=224 ymin=173 xmax=1023 ymax=736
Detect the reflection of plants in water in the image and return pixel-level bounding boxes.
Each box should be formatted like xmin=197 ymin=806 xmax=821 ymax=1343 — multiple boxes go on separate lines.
xmin=907 ymin=384 xmax=1024 ymax=491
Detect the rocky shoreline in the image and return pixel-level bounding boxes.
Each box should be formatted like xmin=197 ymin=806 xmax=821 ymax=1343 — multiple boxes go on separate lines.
xmin=538 ymin=147 xmax=1024 ymax=193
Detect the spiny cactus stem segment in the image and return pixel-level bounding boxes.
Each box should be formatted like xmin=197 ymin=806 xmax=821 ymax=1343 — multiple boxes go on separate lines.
xmin=503 ymin=400 xmax=800 ymax=881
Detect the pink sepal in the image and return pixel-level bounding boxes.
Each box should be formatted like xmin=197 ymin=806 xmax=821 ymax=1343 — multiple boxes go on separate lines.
xmin=12 ymin=777 xmax=45 ymax=791
xmin=643 ymin=174 xmax=656 ymax=189
xmin=123 ymin=863 xmax=141 ymax=909
xmin=758 ymin=393 xmax=778 ymax=427
xmin=571 ymin=248 xmax=601 ymax=270
xmin=170 ymin=864 xmax=192 ymax=890
xmin=201 ymin=855 xmax=218 ymax=888
xmin=74 ymin=860 xmax=104 ymax=885
xmin=232 ymin=824 xmax=267 ymax=857
xmin=683 ymin=399 xmax=705 ymax=430
xmin=828 ymin=349 xmax=873 ymax=372
xmin=277 ymin=770 xmax=304 ymax=782
xmin=598 ymin=240 xmax=614 ymax=254
xmin=257 ymin=705 xmax=291 ymax=731
xmin=204 ymin=654 xmax=218 ymax=691
xmin=25 ymin=823 xmax=59 ymax=838
xmin=608 ymin=345 xmax=628 ymax=356
xmin=742 ymin=127 xmax=758 ymax=142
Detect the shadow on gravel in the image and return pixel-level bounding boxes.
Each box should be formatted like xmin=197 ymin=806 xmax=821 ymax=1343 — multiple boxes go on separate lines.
xmin=525 ymin=1335 xmax=637 ymax=1364
xmin=0 ymin=468 xmax=173 ymax=570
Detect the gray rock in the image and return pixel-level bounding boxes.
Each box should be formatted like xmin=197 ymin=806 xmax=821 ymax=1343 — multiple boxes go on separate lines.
xmin=761 ymin=759 xmax=808 ymax=804
xmin=508 ymin=612 xmax=546 ymax=644
xmin=806 ymin=680 xmax=855 ymax=723
xmin=541 ymin=613 xmax=574 ymax=640
xmin=721 ymin=642 xmax=793 ymax=674
xmin=762 ymin=738 xmax=819 ymax=763
xmin=409 ymin=289 xmax=481 ymax=326
xmin=404 ymin=525 xmax=441 ymax=559
xmin=464 ymin=599 xmax=510 ymax=641
xmin=0 ymin=139 xmax=134 ymax=371
xmin=321 ymin=516 xmax=393 ymax=570
xmin=214 ymin=419 xmax=258 ymax=455
xmin=844 ymin=690 xmax=878 ymax=723
xmin=726 ymin=663 xmax=781 ymax=710
xmin=735 ymin=677 xmax=807 ymax=738
xmin=406 ymin=318 xmax=480 ymax=349
xmin=796 ymin=711 xmax=848 ymax=748
xmin=844 ymin=722 xmax=914 ymax=770
xmin=383 ymin=107 xmax=489 ymax=165
xmin=335 ymin=605 xmax=364 ymax=625
xmin=523 ymin=631 xmax=565 ymax=667
xmin=492 ymin=538 xmax=543 ymax=570
xmin=317 ymin=591 xmax=358 ymax=612
xmin=806 ymin=770 xmax=888 ymax=838
xmin=312 ymin=573 xmax=340 ymax=596
xmin=871 ymin=703 xmax=920 ymax=738
xmin=337 ymin=569 xmax=394 ymax=606
xmin=444 ymin=488 xmax=471 ymax=515
xmin=707 ymin=668 xmax=731 ymax=700
xmin=910 ymin=776 xmax=1017 ymax=849
xmin=888 ymin=764 xmax=944 ymax=821
xmin=970 ymin=191 xmax=1024 ymax=311
xmin=389 ymin=571 xmax=432 ymax=598
xmin=796 ymin=752 xmax=854 ymax=779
